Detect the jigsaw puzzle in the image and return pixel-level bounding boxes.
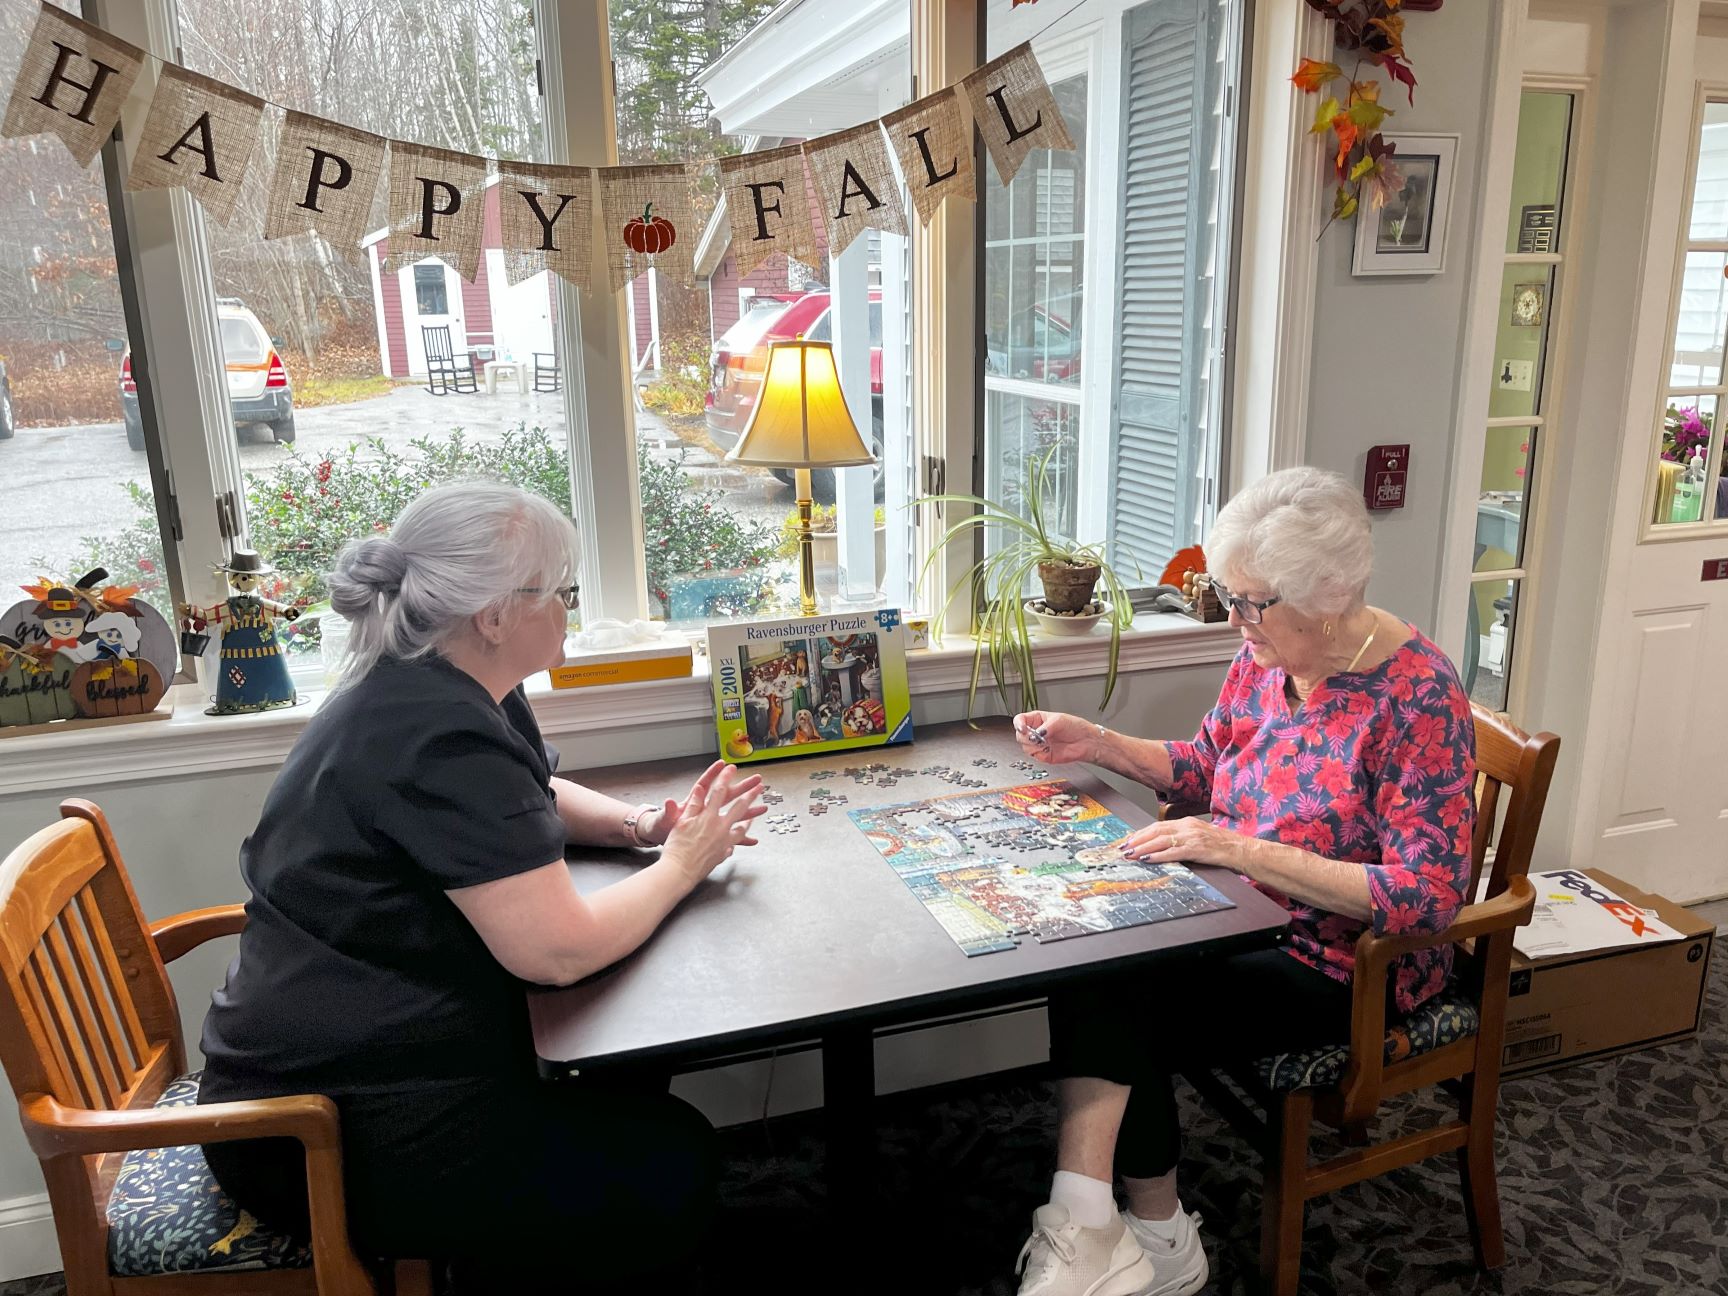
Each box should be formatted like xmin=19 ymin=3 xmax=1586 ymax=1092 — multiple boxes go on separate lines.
xmin=847 ymin=780 xmax=1235 ymax=957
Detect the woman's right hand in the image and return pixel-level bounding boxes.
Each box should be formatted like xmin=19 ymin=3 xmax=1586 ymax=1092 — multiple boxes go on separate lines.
xmin=1013 ymin=710 xmax=1101 ymax=766
xmin=659 ymin=762 xmax=766 ymax=886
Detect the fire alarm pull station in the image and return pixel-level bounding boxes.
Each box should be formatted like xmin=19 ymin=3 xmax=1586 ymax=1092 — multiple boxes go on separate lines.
xmin=1365 ymin=444 xmax=1410 ymax=511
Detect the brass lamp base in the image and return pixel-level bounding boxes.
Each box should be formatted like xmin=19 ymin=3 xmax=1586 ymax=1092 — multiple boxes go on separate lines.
xmin=795 ymin=467 xmax=817 ymax=617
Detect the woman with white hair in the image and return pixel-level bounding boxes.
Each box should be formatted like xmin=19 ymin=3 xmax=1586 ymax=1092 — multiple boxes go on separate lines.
xmin=197 ymin=481 xmax=764 ymax=1292
xmin=1010 ymin=467 xmax=1476 ymax=1296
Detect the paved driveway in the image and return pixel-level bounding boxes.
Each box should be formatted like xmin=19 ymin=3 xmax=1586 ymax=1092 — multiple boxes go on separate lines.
xmin=0 ymin=384 xmax=794 ymax=597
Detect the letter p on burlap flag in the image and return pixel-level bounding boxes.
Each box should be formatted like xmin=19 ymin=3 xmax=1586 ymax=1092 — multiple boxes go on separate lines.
xmin=381 ymin=142 xmax=489 ymax=284
xmin=961 ymin=42 xmax=1076 ymax=186
xmin=2 ymin=3 xmax=143 ymax=168
xmin=264 ymin=110 xmax=386 ymax=249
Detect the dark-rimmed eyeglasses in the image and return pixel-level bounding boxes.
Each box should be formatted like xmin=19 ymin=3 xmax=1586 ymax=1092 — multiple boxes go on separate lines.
xmin=1203 ymin=575 xmax=1281 ymax=624
xmin=516 ymin=584 xmax=580 ymax=610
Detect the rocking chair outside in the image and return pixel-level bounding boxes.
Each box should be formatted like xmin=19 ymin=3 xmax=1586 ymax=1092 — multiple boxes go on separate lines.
xmin=421 ymin=326 xmax=478 ymax=396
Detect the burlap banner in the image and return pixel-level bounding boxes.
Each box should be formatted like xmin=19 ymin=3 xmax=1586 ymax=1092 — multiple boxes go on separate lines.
xmin=717 ymin=145 xmax=820 ymax=280
xmin=804 ymin=123 xmax=905 ymax=257
xmin=126 ymin=65 xmax=264 ymax=226
xmin=1 ymin=4 xmax=143 ymax=168
xmin=264 ymin=110 xmax=386 ymax=248
xmin=498 ymin=162 xmax=593 ymax=289
xmin=598 ymin=163 xmax=694 ymax=292
xmin=881 ymin=89 xmax=973 ymax=224
xmin=961 ymin=42 xmax=1076 ymax=186
xmin=381 ymin=142 xmax=489 ymax=283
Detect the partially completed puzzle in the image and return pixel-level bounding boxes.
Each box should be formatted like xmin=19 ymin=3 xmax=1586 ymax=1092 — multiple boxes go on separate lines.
xmin=846 ymin=779 xmax=1235 ymax=956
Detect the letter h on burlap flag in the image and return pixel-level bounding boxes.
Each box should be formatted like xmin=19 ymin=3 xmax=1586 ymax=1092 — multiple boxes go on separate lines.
xmin=1 ymin=3 xmax=144 ymax=168
xmin=126 ymin=65 xmax=265 ymax=226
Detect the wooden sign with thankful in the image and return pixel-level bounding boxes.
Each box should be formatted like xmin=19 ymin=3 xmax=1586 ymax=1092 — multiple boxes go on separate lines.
xmin=0 ymin=0 xmax=1075 ymax=291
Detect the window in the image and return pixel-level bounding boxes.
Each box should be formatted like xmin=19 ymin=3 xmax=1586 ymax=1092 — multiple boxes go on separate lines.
xmin=1459 ymin=89 xmax=1576 ymax=713
xmin=413 ymin=265 xmax=449 ymax=317
xmin=1651 ymin=98 xmax=1728 ymax=528
xmin=0 ymin=1 xmax=172 ymax=620
xmin=621 ymin=0 xmax=914 ymax=628
xmin=983 ymin=0 xmax=1242 ymax=589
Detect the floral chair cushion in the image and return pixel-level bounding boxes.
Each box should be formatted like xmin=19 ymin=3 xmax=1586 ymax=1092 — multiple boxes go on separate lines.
xmin=1254 ymin=990 xmax=1480 ymax=1093
xmin=106 ymin=1071 xmax=310 ymax=1277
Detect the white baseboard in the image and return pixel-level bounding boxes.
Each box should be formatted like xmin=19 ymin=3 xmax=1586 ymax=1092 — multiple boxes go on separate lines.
xmin=0 ymin=1191 xmax=60 ymax=1285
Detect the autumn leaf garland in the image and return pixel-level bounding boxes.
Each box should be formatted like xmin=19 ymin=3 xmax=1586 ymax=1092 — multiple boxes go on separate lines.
xmin=1292 ymin=0 xmax=1420 ymax=227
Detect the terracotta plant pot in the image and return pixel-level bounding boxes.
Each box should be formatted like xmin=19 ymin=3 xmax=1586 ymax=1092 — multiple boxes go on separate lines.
xmin=1038 ymin=560 xmax=1101 ymax=613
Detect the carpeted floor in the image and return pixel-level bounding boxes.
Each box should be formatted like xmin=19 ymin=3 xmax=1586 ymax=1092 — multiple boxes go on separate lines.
xmin=4 ymin=953 xmax=1722 ymax=1295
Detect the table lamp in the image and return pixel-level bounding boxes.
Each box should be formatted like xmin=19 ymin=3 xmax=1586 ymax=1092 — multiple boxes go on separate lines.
xmin=726 ymin=340 xmax=876 ymax=616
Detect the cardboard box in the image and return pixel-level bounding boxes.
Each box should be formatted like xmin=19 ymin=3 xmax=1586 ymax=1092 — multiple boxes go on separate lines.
xmin=1500 ymin=870 xmax=1715 ymax=1076
xmin=547 ymin=638 xmax=693 ymax=689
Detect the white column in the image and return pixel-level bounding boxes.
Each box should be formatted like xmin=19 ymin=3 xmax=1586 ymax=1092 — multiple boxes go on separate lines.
xmin=832 ymin=229 xmax=876 ymax=603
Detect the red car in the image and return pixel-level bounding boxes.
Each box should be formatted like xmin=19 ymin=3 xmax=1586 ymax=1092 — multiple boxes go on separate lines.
xmin=706 ymin=289 xmax=884 ymax=502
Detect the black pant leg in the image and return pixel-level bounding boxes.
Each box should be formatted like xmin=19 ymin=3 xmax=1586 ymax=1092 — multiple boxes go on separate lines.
xmin=1048 ymin=947 xmax=1357 ymax=1179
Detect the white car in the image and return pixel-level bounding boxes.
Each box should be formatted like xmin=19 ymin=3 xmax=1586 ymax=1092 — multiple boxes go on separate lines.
xmin=121 ymin=299 xmax=295 ymax=451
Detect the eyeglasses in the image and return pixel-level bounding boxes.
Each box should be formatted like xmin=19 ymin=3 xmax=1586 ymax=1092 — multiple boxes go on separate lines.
xmin=1203 ymin=575 xmax=1281 ymax=624
xmin=515 ymin=584 xmax=580 ymax=610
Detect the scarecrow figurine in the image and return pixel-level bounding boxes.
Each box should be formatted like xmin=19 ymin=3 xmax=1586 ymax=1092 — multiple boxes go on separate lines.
xmin=26 ymin=581 xmax=97 ymax=661
xmin=179 ymin=547 xmax=300 ymax=716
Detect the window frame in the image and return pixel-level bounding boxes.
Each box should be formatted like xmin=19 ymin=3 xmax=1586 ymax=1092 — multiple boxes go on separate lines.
xmin=1643 ymin=80 xmax=1728 ymax=540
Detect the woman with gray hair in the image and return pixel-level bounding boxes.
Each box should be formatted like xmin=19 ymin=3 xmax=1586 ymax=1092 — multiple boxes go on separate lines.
xmin=196 ymin=481 xmax=764 ymax=1292
xmin=1009 ymin=467 xmax=1476 ymax=1296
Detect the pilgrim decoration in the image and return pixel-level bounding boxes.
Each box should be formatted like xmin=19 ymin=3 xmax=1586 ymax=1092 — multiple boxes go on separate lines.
xmin=598 ymin=164 xmax=695 ymax=291
xmin=961 ymin=42 xmax=1076 ymax=186
xmin=126 ymin=64 xmax=265 ymax=225
xmin=179 ymin=547 xmax=300 ymax=716
xmin=381 ymin=142 xmax=490 ymax=284
xmin=716 ymin=146 xmax=822 ymax=280
xmin=881 ymin=89 xmax=974 ymax=224
xmin=264 ymin=109 xmax=387 ymax=249
xmin=803 ymin=123 xmax=907 ymax=256
xmin=0 ymin=569 xmax=175 ymax=732
xmin=498 ymin=161 xmax=593 ymax=289
xmin=1 ymin=4 xmax=144 ymax=168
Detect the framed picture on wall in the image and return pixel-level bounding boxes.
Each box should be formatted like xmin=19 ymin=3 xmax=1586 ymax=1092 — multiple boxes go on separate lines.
xmin=1351 ymin=133 xmax=1460 ymax=277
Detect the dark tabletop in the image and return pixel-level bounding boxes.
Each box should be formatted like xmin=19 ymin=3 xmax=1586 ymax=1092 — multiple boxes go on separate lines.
xmin=529 ymin=719 xmax=1290 ymax=1070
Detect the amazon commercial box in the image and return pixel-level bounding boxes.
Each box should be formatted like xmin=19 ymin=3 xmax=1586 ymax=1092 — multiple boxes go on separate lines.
xmin=1500 ymin=869 xmax=1714 ymax=1076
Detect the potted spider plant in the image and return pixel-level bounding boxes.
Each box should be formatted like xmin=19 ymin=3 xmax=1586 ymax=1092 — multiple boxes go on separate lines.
xmin=916 ymin=444 xmax=1139 ymax=717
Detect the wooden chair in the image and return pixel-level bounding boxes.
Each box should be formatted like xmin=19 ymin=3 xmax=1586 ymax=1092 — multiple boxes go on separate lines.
xmin=1183 ymin=705 xmax=1560 ymax=1296
xmin=421 ymin=326 xmax=477 ymax=396
xmin=0 ymin=799 xmax=435 ymax=1296
xmin=531 ymin=351 xmax=560 ymax=393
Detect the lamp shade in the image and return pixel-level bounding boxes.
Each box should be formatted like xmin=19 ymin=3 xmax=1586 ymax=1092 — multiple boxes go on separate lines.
xmin=726 ymin=340 xmax=876 ymax=470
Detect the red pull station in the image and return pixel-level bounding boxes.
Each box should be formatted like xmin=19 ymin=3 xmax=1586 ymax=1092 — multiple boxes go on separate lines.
xmin=1365 ymin=444 xmax=1410 ymax=511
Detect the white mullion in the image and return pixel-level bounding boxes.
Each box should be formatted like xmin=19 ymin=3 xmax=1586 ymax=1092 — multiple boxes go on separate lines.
xmin=541 ymin=0 xmax=647 ymax=620
xmin=1486 ymin=415 xmax=1544 ymax=429
xmin=1470 ymin=567 xmax=1527 ymax=584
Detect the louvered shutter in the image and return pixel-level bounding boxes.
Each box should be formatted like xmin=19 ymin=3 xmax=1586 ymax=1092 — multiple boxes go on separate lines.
xmin=1109 ymin=0 xmax=1213 ymax=573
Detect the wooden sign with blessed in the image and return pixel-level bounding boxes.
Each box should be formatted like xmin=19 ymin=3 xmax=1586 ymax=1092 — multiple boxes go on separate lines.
xmin=0 ymin=568 xmax=174 ymax=735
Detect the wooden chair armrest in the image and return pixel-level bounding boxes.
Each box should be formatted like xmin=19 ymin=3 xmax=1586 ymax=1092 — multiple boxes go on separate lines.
xmin=1334 ymin=877 xmax=1535 ymax=1123
xmin=20 ymin=1090 xmax=339 ymax=1161
xmin=149 ymin=904 xmax=247 ymax=963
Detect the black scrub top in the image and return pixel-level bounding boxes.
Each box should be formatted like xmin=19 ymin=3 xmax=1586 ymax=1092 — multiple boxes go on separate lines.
xmin=199 ymin=654 xmax=568 ymax=1096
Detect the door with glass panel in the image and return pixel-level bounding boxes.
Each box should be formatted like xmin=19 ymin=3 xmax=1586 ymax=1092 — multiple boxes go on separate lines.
xmin=1460 ymin=89 xmax=1575 ymax=716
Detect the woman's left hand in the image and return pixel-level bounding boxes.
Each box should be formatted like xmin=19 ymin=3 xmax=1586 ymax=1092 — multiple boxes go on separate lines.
xmin=647 ymin=760 xmax=765 ymax=846
xmin=1117 ymin=816 xmax=1247 ymax=871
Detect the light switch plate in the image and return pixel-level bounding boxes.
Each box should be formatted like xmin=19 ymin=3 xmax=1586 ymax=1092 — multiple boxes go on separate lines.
xmin=1497 ymin=359 xmax=1534 ymax=391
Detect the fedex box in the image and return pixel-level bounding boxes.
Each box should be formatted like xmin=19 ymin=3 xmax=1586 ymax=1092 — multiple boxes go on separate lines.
xmin=1500 ymin=870 xmax=1714 ymax=1077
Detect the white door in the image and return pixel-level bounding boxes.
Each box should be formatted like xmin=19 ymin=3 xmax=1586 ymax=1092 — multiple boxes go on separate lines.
xmin=403 ymin=261 xmax=465 ymax=377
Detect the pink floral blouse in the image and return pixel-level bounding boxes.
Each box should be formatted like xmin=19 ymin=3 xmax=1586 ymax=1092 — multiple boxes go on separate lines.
xmin=1166 ymin=633 xmax=1476 ymax=1014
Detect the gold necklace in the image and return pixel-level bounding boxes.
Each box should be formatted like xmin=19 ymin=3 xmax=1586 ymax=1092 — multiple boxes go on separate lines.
xmin=1344 ymin=616 xmax=1379 ymax=673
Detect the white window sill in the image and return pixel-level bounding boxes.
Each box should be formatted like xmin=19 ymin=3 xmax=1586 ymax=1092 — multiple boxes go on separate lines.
xmin=0 ymin=613 xmax=1239 ymax=797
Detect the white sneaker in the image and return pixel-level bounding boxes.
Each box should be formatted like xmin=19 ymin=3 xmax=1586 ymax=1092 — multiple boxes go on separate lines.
xmin=1015 ymin=1203 xmax=1159 ymax=1296
xmin=1120 ymin=1208 xmax=1208 ymax=1296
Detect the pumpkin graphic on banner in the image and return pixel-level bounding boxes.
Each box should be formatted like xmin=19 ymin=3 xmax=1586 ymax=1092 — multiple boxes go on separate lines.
xmin=598 ymin=164 xmax=695 ymax=291
xmin=0 ymin=568 xmax=175 ymax=730
xmin=623 ymin=204 xmax=676 ymax=256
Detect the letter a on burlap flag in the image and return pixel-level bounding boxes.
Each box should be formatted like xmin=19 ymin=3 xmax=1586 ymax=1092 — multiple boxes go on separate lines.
xmin=803 ymin=123 xmax=906 ymax=257
xmin=717 ymin=146 xmax=820 ymax=280
xmin=498 ymin=161 xmax=593 ymax=289
xmin=961 ymin=42 xmax=1076 ymax=186
xmin=264 ymin=110 xmax=386 ymax=249
xmin=2 ymin=3 xmax=144 ymax=167
xmin=127 ymin=65 xmax=264 ymax=226
xmin=381 ymin=142 xmax=489 ymax=283
xmin=598 ymin=164 xmax=695 ymax=291
xmin=881 ymin=89 xmax=973 ymax=224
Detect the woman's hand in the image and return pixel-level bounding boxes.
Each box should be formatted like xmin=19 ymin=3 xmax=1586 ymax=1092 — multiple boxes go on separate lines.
xmin=1118 ymin=815 xmax=1247 ymax=871
xmin=1013 ymin=711 xmax=1100 ymax=766
xmin=659 ymin=762 xmax=767 ymax=886
xmin=645 ymin=760 xmax=764 ymax=846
